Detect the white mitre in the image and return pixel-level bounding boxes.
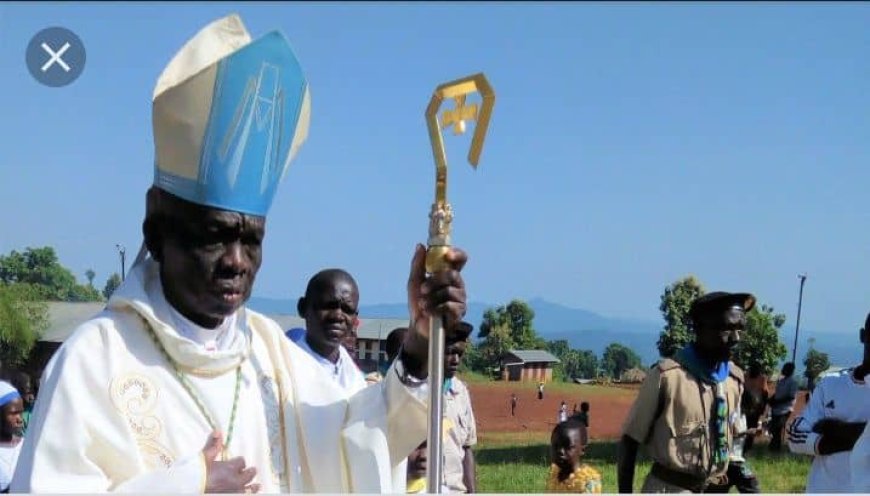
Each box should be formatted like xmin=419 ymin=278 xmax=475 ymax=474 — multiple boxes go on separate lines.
xmin=151 ymin=13 xmax=310 ymax=216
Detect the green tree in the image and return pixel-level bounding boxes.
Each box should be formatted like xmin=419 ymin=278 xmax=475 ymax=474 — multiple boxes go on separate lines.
xmin=803 ymin=347 xmax=831 ymax=387
xmin=657 ymin=276 xmax=706 ymax=358
xmin=70 ymin=284 xmax=104 ymax=302
xmin=0 ymin=247 xmax=102 ymax=302
xmin=560 ymin=349 xmax=601 ymax=381
xmin=601 ymin=342 xmax=642 ymax=379
xmin=546 ymin=340 xmax=572 ymax=381
xmin=733 ymin=304 xmax=788 ymax=376
xmin=85 ymin=269 xmax=96 ymax=287
xmin=574 ymin=349 xmax=600 ymax=379
xmin=459 ymin=340 xmax=482 ymax=374
xmin=476 ymin=299 xmax=548 ymax=374
xmin=103 ymin=273 xmax=123 ymax=300
xmin=545 ymin=340 xmax=600 ymax=381
xmin=546 ymin=339 xmax=571 ymax=359
xmin=0 ymin=283 xmax=49 ymax=367
xmin=479 ymin=300 xmax=544 ymax=348
xmin=475 ymin=321 xmax=516 ymax=372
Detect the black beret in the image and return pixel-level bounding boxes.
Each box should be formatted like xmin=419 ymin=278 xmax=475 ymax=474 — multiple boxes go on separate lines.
xmin=690 ymin=291 xmax=756 ymax=322
xmin=446 ymin=321 xmax=474 ymax=344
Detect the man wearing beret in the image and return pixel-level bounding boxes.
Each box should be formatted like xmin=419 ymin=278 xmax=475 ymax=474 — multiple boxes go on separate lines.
xmin=405 ymin=321 xmax=478 ymax=493
xmin=12 ymin=14 xmax=469 ymax=493
xmin=442 ymin=321 xmax=478 ymax=493
xmin=617 ymin=292 xmax=754 ymax=493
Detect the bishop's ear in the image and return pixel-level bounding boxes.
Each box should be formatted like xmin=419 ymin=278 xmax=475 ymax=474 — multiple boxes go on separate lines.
xmin=297 ymin=297 xmax=307 ymax=318
xmin=142 ymin=217 xmax=164 ymax=263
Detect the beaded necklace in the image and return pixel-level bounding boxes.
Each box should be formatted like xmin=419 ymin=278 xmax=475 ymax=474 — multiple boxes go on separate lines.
xmin=144 ymin=320 xmax=243 ymax=461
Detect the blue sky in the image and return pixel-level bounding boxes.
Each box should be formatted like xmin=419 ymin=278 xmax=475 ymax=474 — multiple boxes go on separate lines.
xmin=1 ymin=3 xmax=869 ymax=333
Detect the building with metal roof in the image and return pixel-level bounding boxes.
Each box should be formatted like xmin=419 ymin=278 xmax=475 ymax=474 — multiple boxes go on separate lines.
xmin=29 ymin=302 xmax=408 ymax=377
xmin=500 ymin=349 xmax=561 ymax=383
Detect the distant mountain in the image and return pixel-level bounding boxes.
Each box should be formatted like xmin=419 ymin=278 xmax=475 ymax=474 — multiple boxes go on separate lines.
xmin=247 ymin=296 xmax=663 ymax=363
xmin=246 ymin=296 xmax=859 ymax=370
xmin=247 ymin=297 xmax=491 ymax=324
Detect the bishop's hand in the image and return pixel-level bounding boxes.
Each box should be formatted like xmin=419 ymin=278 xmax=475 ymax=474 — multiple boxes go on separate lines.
xmin=401 ymin=243 xmax=468 ymax=379
xmin=202 ymin=431 xmax=260 ymax=493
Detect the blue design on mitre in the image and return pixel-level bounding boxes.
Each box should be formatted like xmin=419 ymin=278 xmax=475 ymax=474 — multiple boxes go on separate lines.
xmin=154 ymin=31 xmax=309 ymax=216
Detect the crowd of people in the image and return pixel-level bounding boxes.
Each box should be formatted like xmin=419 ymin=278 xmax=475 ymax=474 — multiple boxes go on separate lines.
xmin=617 ymin=292 xmax=870 ymax=494
xmin=0 ymin=13 xmax=484 ymax=495
xmin=1 ymin=12 xmax=869 ymax=495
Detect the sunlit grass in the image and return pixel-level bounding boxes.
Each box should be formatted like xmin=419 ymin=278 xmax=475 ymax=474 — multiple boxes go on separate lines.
xmin=476 ymin=432 xmax=811 ymax=493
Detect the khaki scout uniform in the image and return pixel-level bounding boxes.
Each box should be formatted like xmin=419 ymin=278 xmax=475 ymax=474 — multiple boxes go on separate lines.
xmin=443 ymin=378 xmax=477 ymax=493
xmin=622 ymin=358 xmax=744 ymax=493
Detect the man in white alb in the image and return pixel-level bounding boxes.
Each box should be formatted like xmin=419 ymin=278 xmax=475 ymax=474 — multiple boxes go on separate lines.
xmin=290 ymin=269 xmax=366 ymax=395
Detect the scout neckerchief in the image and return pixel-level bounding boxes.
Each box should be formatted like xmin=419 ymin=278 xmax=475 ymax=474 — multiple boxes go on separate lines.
xmin=673 ymin=344 xmax=730 ymax=466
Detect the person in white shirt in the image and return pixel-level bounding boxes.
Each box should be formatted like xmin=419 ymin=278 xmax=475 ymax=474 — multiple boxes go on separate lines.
xmin=768 ymin=362 xmax=798 ymax=451
xmin=291 ymin=269 xmax=367 ymax=395
xmin=11 ymin=13 xmax=470 ymax=493
xmin=850 ymin=379 xmax=870 ymax=493
xmin=787 ymin=313 xmax=870 ymax=493
xmin=0 ymin=381 xmax=24 ymax=493
xmin=558 ymin=401 xmax=568 ymax=423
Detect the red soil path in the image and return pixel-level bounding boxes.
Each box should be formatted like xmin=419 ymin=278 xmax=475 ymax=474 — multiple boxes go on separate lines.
xmin=467 ymin=381 xmax=808 ymax=440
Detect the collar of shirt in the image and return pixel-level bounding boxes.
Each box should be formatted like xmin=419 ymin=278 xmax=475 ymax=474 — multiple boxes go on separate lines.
xmin=295 ymin=334 xmax=348 ymax=376
xmin=152 ymin=276 xmax=238 ymax=352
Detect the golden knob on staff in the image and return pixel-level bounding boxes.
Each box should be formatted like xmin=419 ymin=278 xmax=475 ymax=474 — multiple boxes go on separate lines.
xmin=423 ymin=73 xmax=495 ymax=494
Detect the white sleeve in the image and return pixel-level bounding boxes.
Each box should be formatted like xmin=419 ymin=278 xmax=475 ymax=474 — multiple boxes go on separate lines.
xmin=380 ymin=359 xmax=430 ymax=463
xmin=112 ymin=455 xmax=205 ymax=493
xmin=787 ymin=377 xmax=825 ymax=456
xmin=851 ymin=422 xmax=870 ymax=492
xmin=341 ymin=358 xmax=429 ymax=492
xmin=10 ymin=330 xmax=205 ymax=493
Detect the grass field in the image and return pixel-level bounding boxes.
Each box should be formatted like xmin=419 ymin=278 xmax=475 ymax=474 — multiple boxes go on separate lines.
xmin=462 ymin=371 xmax=638 ymax=397
xmin=476 ymin=431 xmax=812 ymax=493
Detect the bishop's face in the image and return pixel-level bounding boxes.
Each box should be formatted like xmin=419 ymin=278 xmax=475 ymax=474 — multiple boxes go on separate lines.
xmin=155 ymin=197 xmax=265 ymax=329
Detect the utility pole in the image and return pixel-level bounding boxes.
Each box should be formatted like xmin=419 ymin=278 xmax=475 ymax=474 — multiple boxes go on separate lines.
xmin=116 ymin=244 xmax=126 ymax=282
xmin=792 ymin=273 xmax=807 ymax=364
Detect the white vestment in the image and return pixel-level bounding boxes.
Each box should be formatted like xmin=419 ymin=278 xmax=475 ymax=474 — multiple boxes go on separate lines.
xmin=290 ymin=331 xmax=407 ymax=490
xmin=291 ymin=333 xmax=367 ymax=395
xmin=11 ymin=258 xmax=428 ymax=493
xmin=0 ymin=440 xmax=22 ymax=492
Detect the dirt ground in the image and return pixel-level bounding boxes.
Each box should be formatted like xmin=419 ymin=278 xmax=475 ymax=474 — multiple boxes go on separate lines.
xmin=467 ymin=382 xmax=639 ymax=439
xmin=467 ymin=381 xmax=809 ymax=440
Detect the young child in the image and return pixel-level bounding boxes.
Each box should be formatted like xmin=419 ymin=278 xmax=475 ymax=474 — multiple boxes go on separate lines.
xmin=546 ymin=420 xmax=602 ymax=493
xmin=577 ymin=402 xmax=590 ymax=427
xmin=406 ymin=441 xmax=428 ymax=494
xmin=558 ymin=401 xmax=568 ymax=423
xmin=0 ymin=381 xmax=24 ymax=493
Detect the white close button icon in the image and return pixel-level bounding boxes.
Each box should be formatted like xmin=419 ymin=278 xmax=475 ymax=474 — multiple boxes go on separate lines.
xmin=26 ymin=27 xmax=86 ymax=87
xmin=40 ymin=42 xmax=72 ymax=73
